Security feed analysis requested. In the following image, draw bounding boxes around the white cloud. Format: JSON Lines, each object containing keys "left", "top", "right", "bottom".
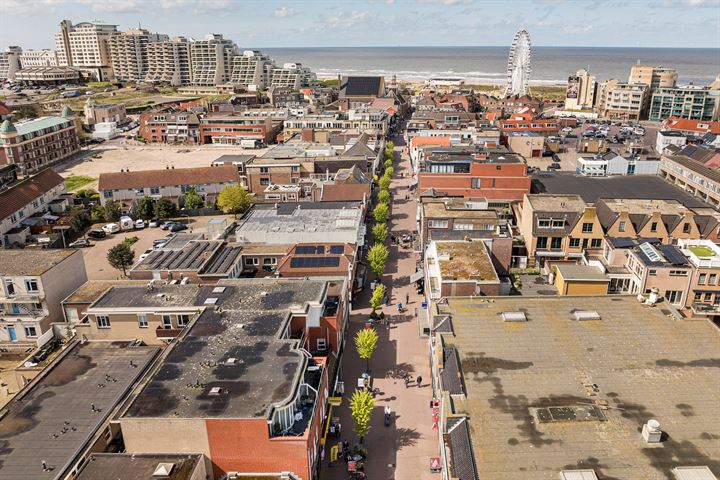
{"left": 560, "top": 24, "right": 594, "bottom": 34}
{"left": 274, "top": 6, "right": 297, "bottom": 17}
{"left": 327, "top": 10, "right": 374, "bottom": 28}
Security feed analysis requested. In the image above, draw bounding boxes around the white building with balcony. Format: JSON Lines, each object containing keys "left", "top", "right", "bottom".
{"left": 0, "top": 250, "right": 87, "bottom": 346}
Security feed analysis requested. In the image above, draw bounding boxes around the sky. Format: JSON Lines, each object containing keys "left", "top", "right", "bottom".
{"left": 1, "top": 0, "right": 719, "bottom": 50}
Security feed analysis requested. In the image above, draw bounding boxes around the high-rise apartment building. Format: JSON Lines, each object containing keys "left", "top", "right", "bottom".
{"left": 601, "top": 82, "right": 649, "bottom": 121}
{"left": 649, "top": 85, "right": 720, "bottom": 121}
{"left": 55, "top": 19, "right": 118, "bottom": 81}
{"left": 629, "top": 64, "right": 678, "bottom": 90}
{"left": 19, "top": 49, "right": 58, "bottom": 68}
{"left": 565, "top": 68, "right": 597, "bottom": 110}
{"left": 144, "top": 36, "right": 192, "bottom": 86}
{"left": 108, "top": 28, "right": 168, "bottom": 82}
{"left": 189, "top": 34, "right": 237, "bottom": 86}
{"left": 269, "top": 62, "right": 316, "bottom": 89}
{"left": 230, "top": 50, "right": 272, "bottom": 89}
{"left": 0, "top": 46, "right": 22, "bottom": 82}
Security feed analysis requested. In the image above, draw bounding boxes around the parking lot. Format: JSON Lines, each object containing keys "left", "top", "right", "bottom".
{"left": 79, "top": 215, "right": 235, "bottom": 280}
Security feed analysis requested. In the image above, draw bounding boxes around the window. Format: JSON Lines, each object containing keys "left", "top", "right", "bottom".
{"left": 260, "top": 167, "right": 269, "bottom": 173}
{"left": 32, "top": 302, "right": 42, "bottom": 310}
{"left": 569, "top": 238, "right": 580, "bottom": 248}
{"left": 263, "top": 257, "right": 278, "bottom": 265}
{"left": 245, "top": 257, "right": 259, "bottom": 265}
{"left": 650, "top": 222, "right": 658, "bottom": 232}
{"left": 590, "top": 239, "right": 602, "bottom": 248}
{"left": 453, "top": 223, "right": 474, "bottom": 231}
{"left": 137, "top": 314, "right": 148, "bottom": 328}
{"left": 670, "top": 270, "right": 688, "bottom": 276}
{"left": 24, "top": 326, "right": 37, "bottom": 338}
{"left": 4, "top": 280, "right": 15, "bottom": 296}
{"left": 550, "top": 237, "right": 563, "bottom": 249}
{"left": 648, "top": 269, "right": 657, "bottom": 276}
{"left": 537, "top": 219, "right": 551, "bottom": 228}
{"left": 582, "top": 223, "right": 593, "bottom": 233}
{"left": 551, "top": 220, "right": 564, "bottom": 228}
{"left": 617, "top": 221, "right": 626, "bottom": 232}
{"left": 317, "top": 338, "right": 327, "bottom": 351}
{"left": 536, "top": 237, "right": 548, "bottom": 249}
{"left": 161, "top": 315, "right": 173, "bottom": 329}
{"left": 704, "top": 292, "right": 713, "bottom": 302}
{"left": 699, "top": 273, "right": 707, "bottom": 284}
{"left": 134, "top": 188, "right": 145, "bottom": 196}
{"left": 682, "top": 223, "right": 691, "bottom": 233}
{"left": 177, "top": 315, "right": 189, "bottom": 327}
{"left": 471, "top": 178, "right": 481, "bottom": 189}
{"left": 428, "top": 220, "right": 449, "bottom": 228}
{"left": 709, "top": 274, "right": 717, "bottom": 285}
{"left": 260, "top": 178, "right": 270, "bottom": 186}
{"left": 24, "top": 279, "right": 39, "bottom": 292}
{"left": 96, "top": 315, "right": 111, "bottom": 328}
{"left": 150, "top": 186, "right": 160, "bottom": 195}
{"left": 665, "top": 290, "right": 683, "bottom": 305}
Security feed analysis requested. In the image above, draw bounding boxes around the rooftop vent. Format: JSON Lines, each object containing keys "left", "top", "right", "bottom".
{"left": 204, "top": 297, "right": 218, "bottom": 305}
{"left": 642, "top": 419, "right": 662, "bottom": 443}
{"left": 671, "top": 466, "right": 718, "bottom": 480}
{"left": 225, "top": 357, "right": 237, "bottom": 365}
{"left": 501, "top": 311, "right": 527, "bottom": 322}
{"left": 260, "top": 291, "right": 268, "bottom": 297}
{"left": 212, "top": 286, "right": 226, "bottom": 294}
{"left": 153, "top": 462, "right": 175, "bottom": 477}
{"left": 559, "top": 471, "right": 598, "bottom": 480}
{"left": 208, "top": 387, "right": 224, "bottom": 396}
{"left": 573, "top": 310, "right": 601, "bottom": 321}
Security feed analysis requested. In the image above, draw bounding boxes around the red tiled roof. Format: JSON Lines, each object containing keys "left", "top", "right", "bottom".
{"left": 0, "top": 102, "right": 10, "bottom": 116}
{"left": 411, "top": 136, "right": 451, "bottom": 148}
{"left": 98, "top": 165, "right": 239, "bottom": 191}
{"left": 0, "top": 168, "right": 64, "bottom": 220}
{"left": 321, "top": 183, "right": 370, "bottom": 202}
{"left": 663, "top": 117, "right": 720, "bottom": 135}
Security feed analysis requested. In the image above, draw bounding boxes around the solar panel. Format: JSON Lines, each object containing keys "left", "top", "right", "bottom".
{"left": 290, "top": 256, "right": 341, "bottom": 268}
{"left": 295, "top": 245, "right": 325, "bottom": 255}
{"left": 329, "top": 245, "right": 344, "bottom": 254}
{"left": 659, "top": 245, "right": 689, "bottom": 266}
{"left": 639, "top": 242, "right": 663, "bottom": 263}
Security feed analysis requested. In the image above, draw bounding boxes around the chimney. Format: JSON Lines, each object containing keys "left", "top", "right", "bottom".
{"left": 642, "top": 419, "right": 662, "bottom": 443}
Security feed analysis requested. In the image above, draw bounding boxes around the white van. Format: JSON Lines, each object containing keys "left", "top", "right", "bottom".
{"left": 119, "top": 216, "right": 134, "bottom": 231}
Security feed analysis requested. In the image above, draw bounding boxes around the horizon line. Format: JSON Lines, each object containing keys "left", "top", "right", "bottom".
{"left": 258, "top": 44, "right": 720, "bottom": 50}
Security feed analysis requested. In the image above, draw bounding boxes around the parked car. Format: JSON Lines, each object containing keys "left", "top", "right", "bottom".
{"left": 138, "top": 248, "right": 154, "bottom": 262}
{"left": 135, "top": 219, "right": 145, "bottom": 229}
{"left": 102, "top": 223, "right": 120, "bottom": 234}
{"left": 119, "top": 215, "right": 134, "bottom": 231}
{"left": 549, "top": 162, "right": 561, "bottom": 170}
{"left": 149, "top": 217, "right": 159, "bottom": 228}
{"left": 68, "top": 239, "right": 91, "bottom": 248}
{"left": 170, "top": 222, "right": 187, "bottom": 232}
{"left": 160, "top": 221, "right": 175, "bottom": 230}
{"left": 561, "top": 126, "right": 573, "bottom": 133}
{"left": 88, "top": 228, "right": 106, "bottom": 239}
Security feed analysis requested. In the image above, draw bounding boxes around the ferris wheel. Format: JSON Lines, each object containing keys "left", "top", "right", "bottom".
{"left": 504, "top": 29, "right": 532, "bottom": 97}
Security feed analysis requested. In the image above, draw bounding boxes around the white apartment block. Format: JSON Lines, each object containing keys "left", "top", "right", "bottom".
{"left": 284, "top": 109, "right": 389, "bottom": 136}
{"left": 602, "top": 82, "right": 649, "bottom": 121}
{"left": 109, "top": 28, "right": 168, "bottom": 82}
{"left": 144, "top": 36, "right": 192, "bottom": 87}
{"left": 269, "top": 62, "right": 316, "bottom": 89}
{"left": 0, "top": 250, "right": 87, "bottom": 346}
{"left": 55, "top": 20, "right": 118, "bottom": 81}
{"left": 230, "top": 50, "right": 273, "bottom": 89}
{"left": 19, "top": 49, "right": 58, "bottom": 68}
{"left": 189, "top": 34, "right": 237, "bottom": 86}
{"left": 0, "top": 46, "right": 22, "bottom": 82}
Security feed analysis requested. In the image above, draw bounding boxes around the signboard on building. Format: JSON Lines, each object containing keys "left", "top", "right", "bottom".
{"left": 566, "top": 76, "right": 580, "bottom": 99}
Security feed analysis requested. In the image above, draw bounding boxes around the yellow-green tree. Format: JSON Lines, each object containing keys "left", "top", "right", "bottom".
{"left": 355, "top": 327, "right": 378, "bottom": 373}
{"left": 350, "top": 389, "right": 375, "bottom": 443}
{"left": 373, "top": 203, "right": 389, "bottom": 224}
{"left": 385, "top": 166, "right": 394, "bottom": 178}
{"left": 377, "top": 189, "right": 390, "bottom": 205}
{"left": 379, "top": 175, "right": 391, "bottom": 191}
{"left": 372, "top": 222, "right": 388, "bottom": 243}
{"left": 217, "top": 185, "right": 253, "bottom": 217}
{"left": 370, "top": 283, "right": 385, "bottom": 313}
{"left": 367, "top": 243, "right": 389, "bottom": 277}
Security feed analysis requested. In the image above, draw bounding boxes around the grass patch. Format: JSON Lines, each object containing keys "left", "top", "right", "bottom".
{"left": 689, "top": 245, "right": 716, "bottom": 258}
{"left": 65, "top": 175, "right": 96, "bottom": 192}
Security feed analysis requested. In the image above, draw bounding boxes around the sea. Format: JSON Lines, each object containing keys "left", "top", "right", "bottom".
{"left": 263, "top": 46, "right": 720, "bottom": 86}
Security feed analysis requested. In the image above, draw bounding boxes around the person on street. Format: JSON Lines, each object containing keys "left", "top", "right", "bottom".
{"left": 405, "top": 292, "right": 409, "bottom": 305}
{"left": 416, "top": 375, "right": 423, "bottom": 387}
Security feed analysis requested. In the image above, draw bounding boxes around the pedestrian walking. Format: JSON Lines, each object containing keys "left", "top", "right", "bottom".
{"left": 405, "top": 292, "right": 409, "bottom": 305}
{"left": 416, "top": 375, "right": 423, "bottom": 387}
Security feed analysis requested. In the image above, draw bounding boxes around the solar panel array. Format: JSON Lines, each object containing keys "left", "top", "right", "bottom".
{"left": 204, "top": 246, "right": 242, "bottom": 274}
{"left": 146, "top": 241, "right": 219, "bottom": 270}
{"left": 329, "top": 245, "right": 345, "bottom": 254}
{"left": 658, "top": 245, "right": 690, "bottom": 266}
{"left": 296, "top": 245, "right": 325, "bottom": 255}
{"left": 290, "top": 256, "right": 341, "bottom": 268}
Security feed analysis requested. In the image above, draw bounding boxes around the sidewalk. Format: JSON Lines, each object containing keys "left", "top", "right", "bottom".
{"left": 320, "top": 132, "right": 437, "bottom": 479}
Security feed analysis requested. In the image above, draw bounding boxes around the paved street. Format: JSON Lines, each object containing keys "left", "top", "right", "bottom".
{"left": 320, "top": 132, "right": 437, "bottom": 479}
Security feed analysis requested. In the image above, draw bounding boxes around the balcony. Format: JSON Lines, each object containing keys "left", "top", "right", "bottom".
{"left": 155, "top": 326, "right": 183, "bottom": 338}
{"left": 270, "top": 360, "right": 323, "bottom": 437}
{"left": 690, "top": 303, "right": 720, "bottom": 316}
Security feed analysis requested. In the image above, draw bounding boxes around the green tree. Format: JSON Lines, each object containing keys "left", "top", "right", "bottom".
{"left": 154, "top": 198, "right": 178, "bottom": 219}
{"left": 385, "top": 166, "right": 394, "bottom": 178}
{"left": 217, "top": 185, "right": 253, "bottom": 217}
{"left": 90, "top": 203, "right": 106, "bottom": 223}
{"left": 378, "top": 175, "right": 391, "bottom": 191}
{"left": 355, "top": 327, "right": 378, "bottom": 373}
{"left": 373, "top": 203, "right": 389, "bottom": 224}
{"left": 386, "top": 140, "right": 394, "bottom": 150}
{"left": 384, "top": 158, "right": 393, "bottom": 169}
{"left": 183, "top": 187, "right": 204, "bottom": 210}
{"left": 104, "top": 201, "right": 121, "bottom": 222}
{"left": 135, "top": 197, "right": 155, "bottom": 220}
{"left": 107, "top": 243, "right": 134, "bottom": 276}
{"left": 75, "top": 189, "right": 99, "bottom": 199}
{"left": 350, "top": 389, "right": 375, "bottom": 444}
{"left": 68, "top": 208, "right": 91, "bottom": 234}
{"left": 372, "top": 222, "right": 388, "bottom": 244}
{"left": 377, "top": 189, "right": 390, "bottom": 205}
{"left": 367, "top": 243, "right": 389, "bottom": 278}
{"left": 370, "top": 283, "right": 385, "bottom": 313}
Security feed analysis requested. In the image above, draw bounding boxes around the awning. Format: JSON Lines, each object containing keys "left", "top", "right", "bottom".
{"left": 42, "top": 213, "right": 60, "bottom": 221}
{"left": 535, "top": 251, "right": 567, "bottom": 258}
{"left": 410, "top": 269, "right": 424, "bottom": 283}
